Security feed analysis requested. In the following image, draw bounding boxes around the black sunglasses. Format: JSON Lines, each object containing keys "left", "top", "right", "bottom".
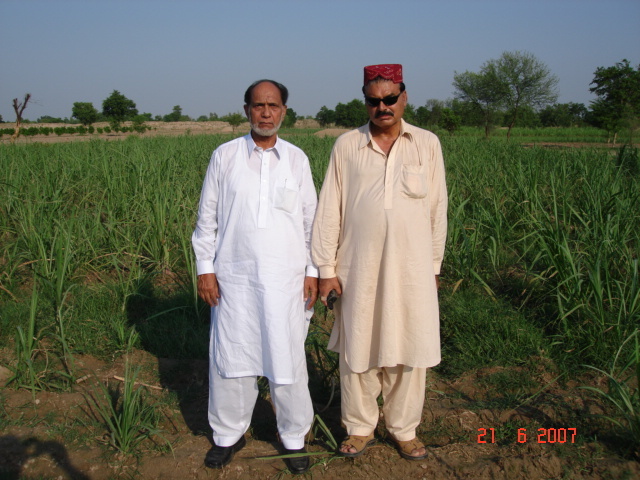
{"left": 364, "top": 93, "right": 402, "bottom": 108}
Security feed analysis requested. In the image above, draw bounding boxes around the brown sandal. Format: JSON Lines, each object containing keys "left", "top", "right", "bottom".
{"left": 338, "top": 434, "right": 376, "bottom": 458}
{"left": 392, "top": 437, "right": 428, "bottom": 460}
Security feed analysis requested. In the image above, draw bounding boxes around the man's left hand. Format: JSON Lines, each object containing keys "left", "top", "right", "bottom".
{"left": 303, "top": 276, "right": 319, "bottom": 310}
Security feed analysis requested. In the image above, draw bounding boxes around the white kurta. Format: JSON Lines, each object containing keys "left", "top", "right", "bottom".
{"left": 312, "top": 120, "right": 448, "bottom": 373}
{"left": 192, "top": 135, "right": 318, "bottom": 384}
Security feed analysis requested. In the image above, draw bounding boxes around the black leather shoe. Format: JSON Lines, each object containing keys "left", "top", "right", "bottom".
{"left": 283, "top": 447, "right": 310, "bottom": 475}
{"left": 204, "top": 436, "right": 246, "bottom": 468}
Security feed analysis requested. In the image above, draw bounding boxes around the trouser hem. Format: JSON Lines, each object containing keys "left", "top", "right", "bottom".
{"left": 345, "top": 427, "right": 376, "bottom": 437}
{"left": 212, "top": 434, "right": 243, "bottom": 447}
{"left": 387, "top": 431, "right": 417, "bottom": 442}
{"left": 280, "top": 434, "right": 307, "bottom": 450}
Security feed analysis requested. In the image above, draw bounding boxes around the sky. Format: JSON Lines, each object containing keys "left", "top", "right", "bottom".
{"left": 1, "top": 0, "right": 639, "bottom": 122}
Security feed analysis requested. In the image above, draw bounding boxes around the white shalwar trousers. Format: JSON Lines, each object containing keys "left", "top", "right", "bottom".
{"left": 208, "top": 358, "right": 314, "bottom": 450}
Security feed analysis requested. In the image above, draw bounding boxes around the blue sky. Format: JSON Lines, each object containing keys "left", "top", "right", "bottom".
{"left": 1, "top": 0, "right": 638, "bottom": 122}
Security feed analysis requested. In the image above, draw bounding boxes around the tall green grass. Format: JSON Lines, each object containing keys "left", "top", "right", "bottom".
{"left": 0, "top": 132, "right": 638, "bottom": 378}
{"left": 444, "top": 138, "right": 639, "bottom": 368}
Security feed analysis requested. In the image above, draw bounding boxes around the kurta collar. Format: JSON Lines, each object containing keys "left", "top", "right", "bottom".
{"left": 358, "top": 118, "right": 414, "bottom": 150}
{"left": 246, "top": 134, "right": 283, "bottom": 160}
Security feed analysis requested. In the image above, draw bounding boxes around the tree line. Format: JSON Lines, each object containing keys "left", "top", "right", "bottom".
{"left": 3, "top": 52, "right": 638, "bottom": 143}
{"left": 1, "top": 91, "right": 299, "bottom": 132}
{"left": 317, "top": 53, "right": 639, "bottom": 143}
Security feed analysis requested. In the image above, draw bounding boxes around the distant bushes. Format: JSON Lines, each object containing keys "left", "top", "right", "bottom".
{"left": 0, "top": 123, "right": 151, "bottom": 138}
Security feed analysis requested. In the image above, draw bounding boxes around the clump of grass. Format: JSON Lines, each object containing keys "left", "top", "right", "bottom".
{"left": 85, "top": 334, "right": 170, "bottom": 456}
{"left": 8, "top": 285, "right": 44, "bottom": 395}
{"left": 581, "top": 329, "right": 640, "bottom": 454}
{"left": 311, "top": 413, "right": 338, "bottom": 452}
{"left": 437, "top": 288, "right": 548, "bottom": 377}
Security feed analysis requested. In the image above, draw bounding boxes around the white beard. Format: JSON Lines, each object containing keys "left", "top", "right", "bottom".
{"left": 250, "top": 117, "right": 284, "bottom": 137}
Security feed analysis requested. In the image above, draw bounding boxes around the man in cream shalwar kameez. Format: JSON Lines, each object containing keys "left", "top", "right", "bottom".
{"left": 312, "top": 64, "right": 447, "bottom": 460}
{"left": 192, "top": 80, "right": 317, "bottom": 474}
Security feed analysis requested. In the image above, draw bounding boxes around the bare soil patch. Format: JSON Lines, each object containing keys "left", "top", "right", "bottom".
{"left": 314, "top": 128, "right": 350, "bottom": 138}
{"left": 1, "top": 350, "right": 638, "bottom": 479}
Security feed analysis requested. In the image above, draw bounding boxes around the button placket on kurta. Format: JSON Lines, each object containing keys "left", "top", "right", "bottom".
{"left": 384, "top": 146, "right": 399, "bottom": 210}
{"left": 257, "top": 148, "right": 271, "bottom": 229}
{"left": 371, "top": 140, "right": 398, "bottom": 210}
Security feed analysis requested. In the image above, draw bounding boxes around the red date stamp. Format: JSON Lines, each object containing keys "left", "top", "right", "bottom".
{"left": 477, "top": 427, "right": 577, "bottom": 444}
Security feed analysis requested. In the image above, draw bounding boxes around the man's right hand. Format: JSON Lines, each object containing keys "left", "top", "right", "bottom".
{"left": 319, "top": 277, "right": 341, "bottom": 307}
{"left": 197, "top": 273, "right": 220, "bottom": 307}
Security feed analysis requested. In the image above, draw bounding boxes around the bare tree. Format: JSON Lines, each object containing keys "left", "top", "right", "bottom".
{"left": 11, "top": 93, "right": 31, "bottom": 143}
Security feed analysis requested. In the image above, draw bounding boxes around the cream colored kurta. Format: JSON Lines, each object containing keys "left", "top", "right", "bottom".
{"left": 312, "top": 120, "right": 447, "bottom": 373}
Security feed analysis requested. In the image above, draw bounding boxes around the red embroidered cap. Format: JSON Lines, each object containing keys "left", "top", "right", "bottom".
{"left": 363, "top": 64, "right": 403, "bottom": 84}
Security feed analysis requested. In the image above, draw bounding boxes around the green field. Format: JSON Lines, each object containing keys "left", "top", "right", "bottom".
{"left": 1, "top": 131, "right": 639, "bottom": 464}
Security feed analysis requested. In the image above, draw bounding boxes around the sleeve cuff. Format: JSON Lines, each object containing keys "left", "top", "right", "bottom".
{"left": 305, "top": 265, "right": 319, "bottom": 278}
{"left": 196, "top": 260, "right": 215, "bottom": 276}
{"left": 318, "top": 265, "right": 337, "bottom": 279}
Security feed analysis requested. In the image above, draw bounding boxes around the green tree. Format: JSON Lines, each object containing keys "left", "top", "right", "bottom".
{"left": 102, "top": 90, "right": 138, "bottom": 128}
{"left": 453, "top": 66, "right": 506, "bottom": 138}
{"left": 451, "top": 98, "right": 489, "bottom": 127}
{"left": 539, "top": 103, "right": 587, "bottom": 127}
{"left": 335, "top": 99, "right": 368, "bottom": 128}
{"left": 316, "top": 106, "right": 336, "bottom": 127}
{"left": 72, "top": 102, "right": 99, "bottom": 126}
{"left": 589, "top": 59, "right": 640, "bottom": 144}
{"left": 163, "top": 105, "right": 182, "bottom": 122}
{"left": 403, "top": 103, "right": 417, "bottom": 125}
{"left": 438, "top": 108, "right": 461, "bottom": 134}
{"left": 415, "top": 106, "right": 429, "bottom": 127}
{"left": 37, "top": 115, "right": 65, "bottom": 124}
{"left": 505, "top": 104, "right": 541, "bottom": 128}
{"left": 222, "top": 112, "right": 245, "bottom": 132}
{"left": 420, "top": 99, "right": 446, "bottom": 127}
{"left": 283, "top": 107, "right": 297, "bottom": 128}
{"left": 495, "top": 51, "right": 558, "bottom": 139}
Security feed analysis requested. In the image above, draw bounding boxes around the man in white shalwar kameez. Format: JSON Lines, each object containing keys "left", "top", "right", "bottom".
{"left": 312, "top": 65, "right": 448, "bottom": 461}
{"left": 192, "top": 80, "right": 317, "bottom": 474}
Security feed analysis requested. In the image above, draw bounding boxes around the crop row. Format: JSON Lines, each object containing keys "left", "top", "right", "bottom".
{"left": 0, "top": 134, "right": 638, "bottom": 381}
{"left": 0, "top": 124, "right": 151, "bottom": 138}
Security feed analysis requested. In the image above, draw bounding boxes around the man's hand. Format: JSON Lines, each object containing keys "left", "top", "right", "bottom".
{"left": 319, "top": 277, "right": 341, "bottom": 307}
{"left": 197, "top": 273, "right": 220, "bottom": 307}
{"left": 303, "top": 276, "right": 318, "bottom": 310}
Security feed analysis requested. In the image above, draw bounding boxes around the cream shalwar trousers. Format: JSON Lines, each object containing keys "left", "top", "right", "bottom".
{"left": 340, "top": 352, "right": 427, "bottom": 441}
{"left": 208, "top": 358, "right": 313, "bottom": 450}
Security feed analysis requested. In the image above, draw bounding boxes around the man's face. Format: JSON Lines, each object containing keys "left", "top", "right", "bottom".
{"left": 244, "top": 82, "right": 287, "bottom": 137}
{"left": 363, "top": 80, "right": 406, "bottom": 130}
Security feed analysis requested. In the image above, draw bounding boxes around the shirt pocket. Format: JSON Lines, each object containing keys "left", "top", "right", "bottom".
{"left": 274, "top": 180, "right": 299, "bottom": 214}
{"left": 401, "top": 165, "right": 428, "bottom": 199}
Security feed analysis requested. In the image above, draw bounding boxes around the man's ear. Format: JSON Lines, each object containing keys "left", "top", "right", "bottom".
{"left": 243, "top": 104, "right": 250, "bottom": 119}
